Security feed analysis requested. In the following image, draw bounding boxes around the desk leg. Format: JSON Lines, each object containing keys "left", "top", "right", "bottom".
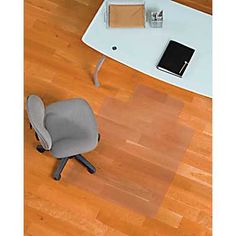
{"left": 93, "top": 55, "right": 106, "bottom": 87}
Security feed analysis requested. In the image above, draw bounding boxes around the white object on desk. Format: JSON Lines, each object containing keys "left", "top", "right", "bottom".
{"left": 82, "top": 0, "right": 212, "bottom": 98}
{"left": 150, "top": 10, "right": 163, "bottom": 28}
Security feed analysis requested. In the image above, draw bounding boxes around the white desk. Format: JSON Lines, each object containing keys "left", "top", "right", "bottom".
{"left": 82, "top": 0, "right": 212, "bottom": 97}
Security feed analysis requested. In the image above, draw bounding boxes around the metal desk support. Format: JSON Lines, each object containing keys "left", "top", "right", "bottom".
{"left": 93, "top": 55, "right": 106, "bottom": 87}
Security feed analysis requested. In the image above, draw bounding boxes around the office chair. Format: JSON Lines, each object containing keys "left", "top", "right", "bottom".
{"left": 26, "top": 95, "right": 100, "bottom": 181}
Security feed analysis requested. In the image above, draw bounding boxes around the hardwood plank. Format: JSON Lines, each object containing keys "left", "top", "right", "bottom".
{"left": 173, "top": 0, "right": 212, "bottom": 14}
{"left": 155, "top": 207, "right": 183, "bottom": 228}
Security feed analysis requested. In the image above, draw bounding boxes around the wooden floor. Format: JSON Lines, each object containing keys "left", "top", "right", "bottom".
{"left": 24, "top": 0, "right": 212, "bottom": 235}
{"left": 174, "top": 0, "right": 212, "bottom": 14}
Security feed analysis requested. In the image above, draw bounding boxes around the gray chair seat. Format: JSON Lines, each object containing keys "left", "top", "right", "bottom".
{"left": 45, "top": 98, "right": 98, "bottom": 158}
{"left": 51, "top": 137, "right": 97, "bottom": 159}
{"left": 26, "top": 95, "right": 99, "bottom": 180}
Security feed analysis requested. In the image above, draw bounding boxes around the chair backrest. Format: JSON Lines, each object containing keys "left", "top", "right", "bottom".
{"left": 26, "top": 95, "right": 52, "bottom": 150}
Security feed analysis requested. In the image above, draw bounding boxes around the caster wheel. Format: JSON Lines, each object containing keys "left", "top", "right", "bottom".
{"left": 36, "top": 145, "right": 45, "bottom": 153}
{"left": 53, "top": 174, "right": 61, "bottom": 181}
{"left": 98, "top": 133, "right": 101, "bottom": 142}
{"left": 87, "top": 168, "right": 96, "bottom": 174}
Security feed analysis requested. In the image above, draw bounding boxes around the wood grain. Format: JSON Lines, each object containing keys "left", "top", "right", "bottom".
{"left": 173, "top": 0, "right": 212, "bottom": 14}
{"left": 24, "top": 0, "right": 212, "bottom": 235}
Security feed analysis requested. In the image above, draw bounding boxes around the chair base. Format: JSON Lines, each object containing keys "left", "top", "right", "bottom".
{"left": 75, "top": 154, "right": 96, "bottom": 174}
{"left": 35, "top": 144, "right": 97, "bottom": 181}
{"left": 53, "top": 155, "right": 96, "bottom": 181}
{"left": 53, "top": 157, "right": 69, "bottom": 181}
{"left": 32, "top": 125, "right": 100, "bottom": 181}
